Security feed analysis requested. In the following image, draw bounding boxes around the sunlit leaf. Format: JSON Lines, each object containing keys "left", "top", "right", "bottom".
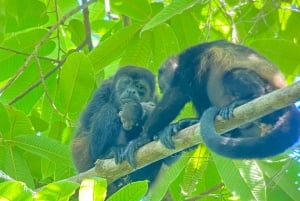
{"left": 35, "top": 181, "right": 79, "bottom": 201}
{"left": 13, "top": 135, "right": 73, "bottom": 167}
{"left": 111, "top": 0, "right": 151, "bottom": 21}
{"left": 79, "top": 177, "right": 107, "bottom": 201}
{"left": 0, "top": 181, "right": 33, "bottom": 201}
{"left": 57, "top": 52, "right": 95, "bottom": 119}
{"left": 213, "top": 154, "right": 266, "bottom": 201}
{"left": 89, "top": 23, "right": 141, "bottom": 71}
{"left": 141, "top": 0, "right": 199, "bottom": 32}
{"left": 108, "top": 181, "right": 148, "bottom": 201}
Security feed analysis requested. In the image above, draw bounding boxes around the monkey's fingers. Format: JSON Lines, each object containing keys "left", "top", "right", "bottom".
{"left": 124, "top": 137, "right": 151, "bottom": 168}
{"left": 157, "top": 119, "right": 200, "bottom": 149}
{"left": 157, "top": 126, "right": 176, "bottom": 149}
{"left": 114, "top": 146, "right": 127, "bottom": 164}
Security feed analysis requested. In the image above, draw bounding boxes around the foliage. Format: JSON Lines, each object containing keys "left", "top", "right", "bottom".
{"left": 0, "top": 0, "right": 300, "bottom": 200}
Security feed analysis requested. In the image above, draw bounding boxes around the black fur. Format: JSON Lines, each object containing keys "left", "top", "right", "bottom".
{"left": 143, "top": 40, "right": 300, "bottom": 159}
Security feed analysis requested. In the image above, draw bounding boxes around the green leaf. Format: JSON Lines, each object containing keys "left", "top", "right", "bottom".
{"left": 79, "top": 177, "right": 107, "bottom": 201}
{"left": 57, "top": 52, "right": 95, "bottom": 119}
{"left": 257, "top": 159, "right": 300, "bottom": 201}
{"left": 169, "top": 12, "right": 201, "bottom": 49}
{"left": 108, "top": 181, "right": 148, "bottom": 201}
{"left": 0, "top": 181, "right": 33, "bottom": 201}
{"left": 0, "top": 103, "right": 10, "bottom": 134}
{"left": 151, "top": 23, "right": 180, "bottom": 69}
{"left": 2, "top": 147, "right": 35, "bottom": 188}
{"left": 67, "top": 19, "right": 85, "bottom": 47}
{"left": 88, "top": 23, "right": 141, "bottom": 71}
{"left": 35, "top": 181, "right": 79, "bottom": 201}
{"left": 111, "top": 0, "right": 151, "bottom": 21}
{"left": 3, "top": 106, "right": 34, "bottom": 139}
{"left": 249, "top": 39, "right": 300, "bottom": 76}
{"left": 13, "top": 135, "right": 73, "bottom": 167}
{"left": 119, "top": 31, "right": 152, "bottom": 67}
{"left": 4, "top": 0, "right": 48, "bottom": 32}
{"left": 147, "top": 152, "right": 192, "bottom": 201}
{"left": 0, "top": 29, "right": 55, "bottom": 82}
{"left": 0, "top": 0, "right": 4, "bottom": 42}
{"left": 141, "top": 0, "right": 199, "bottom": 32}
{"left": 213, "top": 154, "right": 266, "bottom": 201}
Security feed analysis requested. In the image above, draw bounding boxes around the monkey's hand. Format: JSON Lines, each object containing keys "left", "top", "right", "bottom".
{"left": 119, "top": 101, "right": 143, "bottom": 130}
{"left": 141, "top": 101, "right": 156, "bottom": 114}
{"left": 113, "top": 145, "right": 127, "bottom": 164}
{"left": 140, "top": 101, "right": 156, "bottom": 122}
{"left": 156, "top": 118, "right": 200, "bottom": 149}
{"left": 121, "top": 136, "right": 151, "bottom": 168}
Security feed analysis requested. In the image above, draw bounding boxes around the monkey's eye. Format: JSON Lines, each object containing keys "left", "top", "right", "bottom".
{"left": 119, "top": 77, "right": 132, "bottom": 86}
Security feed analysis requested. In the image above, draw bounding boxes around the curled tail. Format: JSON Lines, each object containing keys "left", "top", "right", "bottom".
{"left": 200, "top": 106, "right": 300, "bottom": 159}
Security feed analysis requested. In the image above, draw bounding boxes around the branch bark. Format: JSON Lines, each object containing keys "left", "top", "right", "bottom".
{"left": 64, "top": 81, "right": 300, "bottom": 185}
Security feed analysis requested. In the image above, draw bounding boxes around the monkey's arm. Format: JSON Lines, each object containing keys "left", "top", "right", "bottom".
{"left": 80, "top": 80, "right": 112, "bottom": 130}
{"left": 122, "top": 87, "right": 190, "bottom": 167}
{"left": 89, "top": 104, "right": 121, "bottom": 161}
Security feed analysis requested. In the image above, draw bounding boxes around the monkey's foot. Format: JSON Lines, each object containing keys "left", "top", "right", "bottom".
{"left": 219, "top": 99, "right": 249, "bottom": 119}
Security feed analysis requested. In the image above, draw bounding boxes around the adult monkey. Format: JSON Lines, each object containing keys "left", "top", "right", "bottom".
{"left": 72, "top": 66, "right": 166, "bottom": 194}
{"left": 72, "top": 66, "right": 157, "bottom": 172}
{"left": 124, "top": 40, "right": 300, "bottom": 165}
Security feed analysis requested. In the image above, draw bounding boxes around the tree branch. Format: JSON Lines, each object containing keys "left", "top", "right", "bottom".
{"left": 63, "top": 81, "right": 300, "bottom": 185}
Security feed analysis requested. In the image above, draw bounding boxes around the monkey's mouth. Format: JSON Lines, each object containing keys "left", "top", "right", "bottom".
{"left": 120, "top": 97, "right": 138, "bottom": 104}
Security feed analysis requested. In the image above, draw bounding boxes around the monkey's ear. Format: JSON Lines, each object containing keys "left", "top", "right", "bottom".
{"left": 72, "top": 135, "right": 94, "bottom": 172}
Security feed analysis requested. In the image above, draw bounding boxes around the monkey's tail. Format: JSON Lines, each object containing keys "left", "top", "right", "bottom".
{"left": 200, "top": 106, "right": 300, "bottom": 159}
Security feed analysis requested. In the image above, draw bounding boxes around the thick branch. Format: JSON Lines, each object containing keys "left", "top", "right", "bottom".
{"left": 64, "top": 81, "right": 300, "bottom": 185}
{"left": 215, "top": 81, "right": 300, "bottom": 133}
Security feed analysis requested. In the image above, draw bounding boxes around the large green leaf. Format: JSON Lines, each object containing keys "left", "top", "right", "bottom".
{"left": 0, "top": 0, "right": 4, "bottom": 42}
{"left": 108, "top": 181, "right": 148, "bottom": 201}
{"left": 0, "top": 103, "right": 10, "bottom": 134}
{"left": 257, "top": 159, "right": 300, "bottom": 201}
{"left": 3, "top": 106, "right": 34, "bottom": 139}
{"left": 0, "top": 29, "right": 55, "bottom": 82}
{"left": 57, "top": 52, "right": 95, "bottom": 119}
{"left": 79, "top": 177, "right": 107, "bottom": 201}
{"left": 0, "top": 181, "right": 33, "bottom": 201}
{"left": 13, "top": 135, "right": 73, "bottom": 167}
{"left": 35, "top": 181, "right": 79, "bottom": 201}
{"left": 213, "top": 154, "right": 266, "bottom": 201}
{"left": 249, "top": 39, "right": 300, "bottom": 76}
{"left": 2, "top": 147, "right": 35, "bottom": 188}
{"left": 151, "top": 23, "right": 180, "bottom": 69}
{"left": 4, "top": 0, "right": 48, "bottom": 32}
{"left": 119, "top": 31, "right": 152, "bottom": 67}
{"left": 169, "top": 12, "right": 201, "bottom": 49}
{"left": 146, "top": 152, "right": 193, "bottom": 201}
{"left": 111, "top": 0, "right": 151, "bottom": 21}
{"left": 141, "top": 0, "right": 199, "bottom": 32}
{"left": 89, "top": 23, "right": 141, "bottom": 71}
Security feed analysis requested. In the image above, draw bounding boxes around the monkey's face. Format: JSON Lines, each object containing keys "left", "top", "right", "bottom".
{"left": 115, "top": 76, "right": 153, "bottom": 105}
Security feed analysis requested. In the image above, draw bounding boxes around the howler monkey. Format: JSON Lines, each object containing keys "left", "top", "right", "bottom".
{"left": 72, "top": 66, "right": 157, "bottom": 172}
{"left": 124, "top": 40, "right": 300, "bottom": 163}
{"left": 72, "top": 66, "right": 166, "bottom": 195}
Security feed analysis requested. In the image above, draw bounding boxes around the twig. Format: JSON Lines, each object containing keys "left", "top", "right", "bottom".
{"left": 0, "top": 46, "right": 59, "bottom": 63}
{"left": 214, "top": 81, "right": 300, "bottom": 133}
{"left": 82, "top": 0, "right": 93, "bottom": 51}
{"left": 0, "top": 0, "right": 96, "bottom": 94}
